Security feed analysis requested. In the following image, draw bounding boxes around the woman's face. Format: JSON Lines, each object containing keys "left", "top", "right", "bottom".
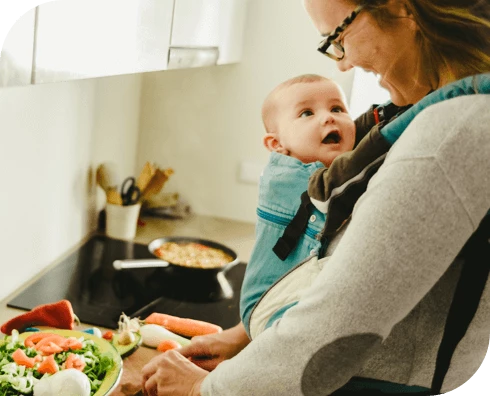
{"left": 304, "top": 0, "right": 431, "bottom": 105}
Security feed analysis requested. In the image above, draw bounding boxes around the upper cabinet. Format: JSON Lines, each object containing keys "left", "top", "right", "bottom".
{"left": 169, "top": 0, "right": 247, "bottom": 68}
{"left": 0, "top": 9, "right": 36, "bottom": 88}
{"left": 0, "top": 0, "right": 248, "bottom": 88}
{"left": 33, "top": 0, "right": 174, "bottom": 84}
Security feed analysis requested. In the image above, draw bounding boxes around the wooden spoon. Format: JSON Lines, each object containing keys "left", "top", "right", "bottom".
{"left": 107, "top": 188, "right": 123, "bottom": 205}
{"left": 96, "top": 163, "right": 120, "bottom": 191}
{"left": 141, "top": 168, "right": 174, "bottom": 200}
{"left": 136, "top": 161, "right": 156, "bottom": 192}
{"left": 96, "top": 163, "right": 123, "bottom": 205}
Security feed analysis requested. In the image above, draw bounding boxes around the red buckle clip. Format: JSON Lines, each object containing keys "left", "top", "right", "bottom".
{"left": 373, "top": 107, "right": 380, "bottom": 124}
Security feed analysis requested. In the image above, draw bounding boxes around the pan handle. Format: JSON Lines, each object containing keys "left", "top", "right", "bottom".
{"left": 113, "top": 259, "right": 169, "bottom": 270}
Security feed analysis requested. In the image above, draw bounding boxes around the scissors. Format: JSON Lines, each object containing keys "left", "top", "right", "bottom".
{"left": 120, "top": 177, "right": 141, "bottom": 206}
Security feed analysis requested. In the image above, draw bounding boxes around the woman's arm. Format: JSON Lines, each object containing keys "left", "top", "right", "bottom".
{"left": 200, "top": 96, "right": 490, "bottom": 395}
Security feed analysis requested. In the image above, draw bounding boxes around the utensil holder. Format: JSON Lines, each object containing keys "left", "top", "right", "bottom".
{"left": 106, "top": 203, "right": 141, "bottom": 240}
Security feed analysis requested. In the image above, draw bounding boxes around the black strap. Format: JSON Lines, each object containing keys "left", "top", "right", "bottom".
{"left": 273, "top": 191, "right": 314, "bottom": 261}
{"left": 431, "top": 214, "right": 490, "bottom": 394}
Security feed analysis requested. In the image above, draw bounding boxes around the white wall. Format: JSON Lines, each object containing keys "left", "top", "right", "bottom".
{"left": 137, "top": 0, "right": 355, "bottom": 223}
{"left": 350, "top": 69, "right": 391, "bottom": 119}
{"left": 0, "top": 73, "right": 141, "bottom": 300}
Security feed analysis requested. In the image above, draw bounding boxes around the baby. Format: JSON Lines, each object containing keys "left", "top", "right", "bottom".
{"left": 262, "top": 74, "right": 356, "bottom": 167}
{"left": 240, "top": 74, "right": 357, "bottom": 338}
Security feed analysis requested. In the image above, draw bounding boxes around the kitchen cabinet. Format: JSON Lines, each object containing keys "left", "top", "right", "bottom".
{"left": 33, "top": 0, "right": 174, "bottom": 84}
{"left": 33, "top": 0, "right": 249, "bottom": 77}
{"left": 0, "top": 0, "right": 248, "bottom": 87}
{"left": 169, "top": 0, "right": 248, "bottom": 68}
{"left": 0, "top": 9, "right": 35, "bottom": 87}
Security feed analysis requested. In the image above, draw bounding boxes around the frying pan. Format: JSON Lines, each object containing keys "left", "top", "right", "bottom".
{"left": 113, "top": 236, "right": 240, "bottom": 274}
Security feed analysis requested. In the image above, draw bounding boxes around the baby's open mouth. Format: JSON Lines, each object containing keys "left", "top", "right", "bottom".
{"left": 322, "top": 131, "right": 341, "bottom": 144}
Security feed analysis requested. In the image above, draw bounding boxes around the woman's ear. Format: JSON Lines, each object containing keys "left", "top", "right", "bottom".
{"left": 388, "top": 0, "right": 414, "bottom": 19}
{"left": 386, "top": 0, "right": 418, "bottom": 32}
{"left": 263, "top": 133, "right": 289, "bottom": 155}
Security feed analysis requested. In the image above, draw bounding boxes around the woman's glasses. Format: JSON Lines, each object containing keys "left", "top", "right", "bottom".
{"left": 317, "top": 5, "right": 365, "bottom": 61}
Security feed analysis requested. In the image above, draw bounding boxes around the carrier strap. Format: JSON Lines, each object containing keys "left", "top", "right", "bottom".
{"left": 272, "top": 191, "right": 313, "bottom": 261}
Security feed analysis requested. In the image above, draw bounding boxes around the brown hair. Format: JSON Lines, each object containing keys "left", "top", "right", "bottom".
{"left": 354, "top": 0, "right": 490, "bottom": 85}
{"left": 262, "top": 74, "right": 332, "bottom": 134}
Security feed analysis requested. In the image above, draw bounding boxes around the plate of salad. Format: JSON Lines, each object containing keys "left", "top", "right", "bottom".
{"left": 0, "top": 328, "right": 122, "bottom": 396}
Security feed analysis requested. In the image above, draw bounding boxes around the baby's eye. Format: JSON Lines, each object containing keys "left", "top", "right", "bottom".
{"left": 300, "top": 110, "right": 314, "bottom": 118}
{"left": 331, "top": 106, "right": 345, "bottom": 113}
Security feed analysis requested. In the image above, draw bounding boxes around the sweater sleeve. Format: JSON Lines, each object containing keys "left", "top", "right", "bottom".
{"left": 201, "top": 96, "right": 490, "bottom": 396}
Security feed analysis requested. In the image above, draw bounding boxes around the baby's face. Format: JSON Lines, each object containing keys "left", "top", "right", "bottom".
{"left": 274, "top": 80, "right": 356, "bottom": 167}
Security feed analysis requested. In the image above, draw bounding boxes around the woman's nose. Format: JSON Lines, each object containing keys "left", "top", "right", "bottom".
{"left": 336, "top": 57, "right": 354, "bottom": 72}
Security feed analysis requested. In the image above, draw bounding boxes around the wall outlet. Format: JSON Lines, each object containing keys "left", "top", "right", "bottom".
{"left": 238, "top": 160, "right": 264, "bottom": 184}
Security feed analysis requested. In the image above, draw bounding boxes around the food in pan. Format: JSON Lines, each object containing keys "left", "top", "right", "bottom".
{"left": 153, "top": 242, "right": 234, "bottom": 269}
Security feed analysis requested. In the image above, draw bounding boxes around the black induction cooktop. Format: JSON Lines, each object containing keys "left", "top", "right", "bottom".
{"left": 7, "top": 235, "right": 246, "bottom": 330}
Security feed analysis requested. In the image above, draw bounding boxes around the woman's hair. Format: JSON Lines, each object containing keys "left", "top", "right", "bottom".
{"left": 356, "top": 0, "right": 490, "bottom": 85}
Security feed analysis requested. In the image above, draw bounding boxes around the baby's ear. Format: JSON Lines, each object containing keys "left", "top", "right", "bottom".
{"left": 263, "top": 133, "right": 289, "bottom": 155}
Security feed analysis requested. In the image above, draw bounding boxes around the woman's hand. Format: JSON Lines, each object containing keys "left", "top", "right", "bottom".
{"left": 140, "top": 323, "right": 250, "bottom": 395}
{"left": 179, "top": 322, "right": 251, "bottom": 371}
{"left": 141, "top": 349, "right": 207, "bottom": 396}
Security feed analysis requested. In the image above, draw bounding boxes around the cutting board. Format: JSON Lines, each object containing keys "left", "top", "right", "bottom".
{"left": 112, "top": 346, "right": 160, "bottom": 396}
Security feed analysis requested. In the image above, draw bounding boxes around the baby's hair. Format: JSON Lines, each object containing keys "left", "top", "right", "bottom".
{"left": 280, "top": 73, "right": 332, "bottom": 87}
{"left": 262, "top": 74, "right": 332, "bottom": 134}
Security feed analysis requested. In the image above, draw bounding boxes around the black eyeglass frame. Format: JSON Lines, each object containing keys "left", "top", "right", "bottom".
{"left": 317, "top": 4, "right": 366, "bottom": 61}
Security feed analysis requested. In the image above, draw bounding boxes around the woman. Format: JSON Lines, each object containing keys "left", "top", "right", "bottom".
{"left": 141, "top": 0, "right": 490, "bottom": 394}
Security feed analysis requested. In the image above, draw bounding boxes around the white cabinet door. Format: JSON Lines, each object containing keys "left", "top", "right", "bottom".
{"left": 170, "top": 0, "right": 247, "bottom": 67}
{"left": 0, "top": 9, "right": 35, "bottom": 87}
{"left": 171, "top": 0, "right": 220, "bottom": 48}
{"left": 33, "top": 0, "right": 174, "bottom": 84}
{"left": 214, "top": 0, "right": 247, "bottom": 65}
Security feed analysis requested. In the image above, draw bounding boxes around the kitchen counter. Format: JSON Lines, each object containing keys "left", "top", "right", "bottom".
{"left": 0, "top": 214, "right": 255, "bottom": 395}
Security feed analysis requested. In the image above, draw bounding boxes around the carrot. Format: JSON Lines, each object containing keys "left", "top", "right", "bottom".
{"left": 145, "top": 313, "right": 222, "bottom": 337}
{"left": 157, "top": 339, "right": 181, "bottom": 352}
{"left": 64, "top": 353, "right": 86, "bottom": 371}
{"left": 102, "top": 330, "right": 113, "bottom": 341}
{"left": 34, "top": 335, "right": 68, "bottom": 350}
{"left": 63, "top": 336, "right": 83, "bottom": 351}
{"left": 37, "top": 355, "right": 59, "bottom": 374}
{"left": 1, "top": 300, "right": 78, "bottom": 335}
{"left": 24, "top": 332, "right": 60, "bottom": 348}
{"left": 12, "top": 348, "right": 36, "bottom": 368}
{"left": 37, "top": 342, "right": 64, "bottom": 356}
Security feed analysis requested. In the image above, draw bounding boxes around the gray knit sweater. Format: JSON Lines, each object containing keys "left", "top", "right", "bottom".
{"left": 201, "top": 95, "right": 490, "bottom": 395}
